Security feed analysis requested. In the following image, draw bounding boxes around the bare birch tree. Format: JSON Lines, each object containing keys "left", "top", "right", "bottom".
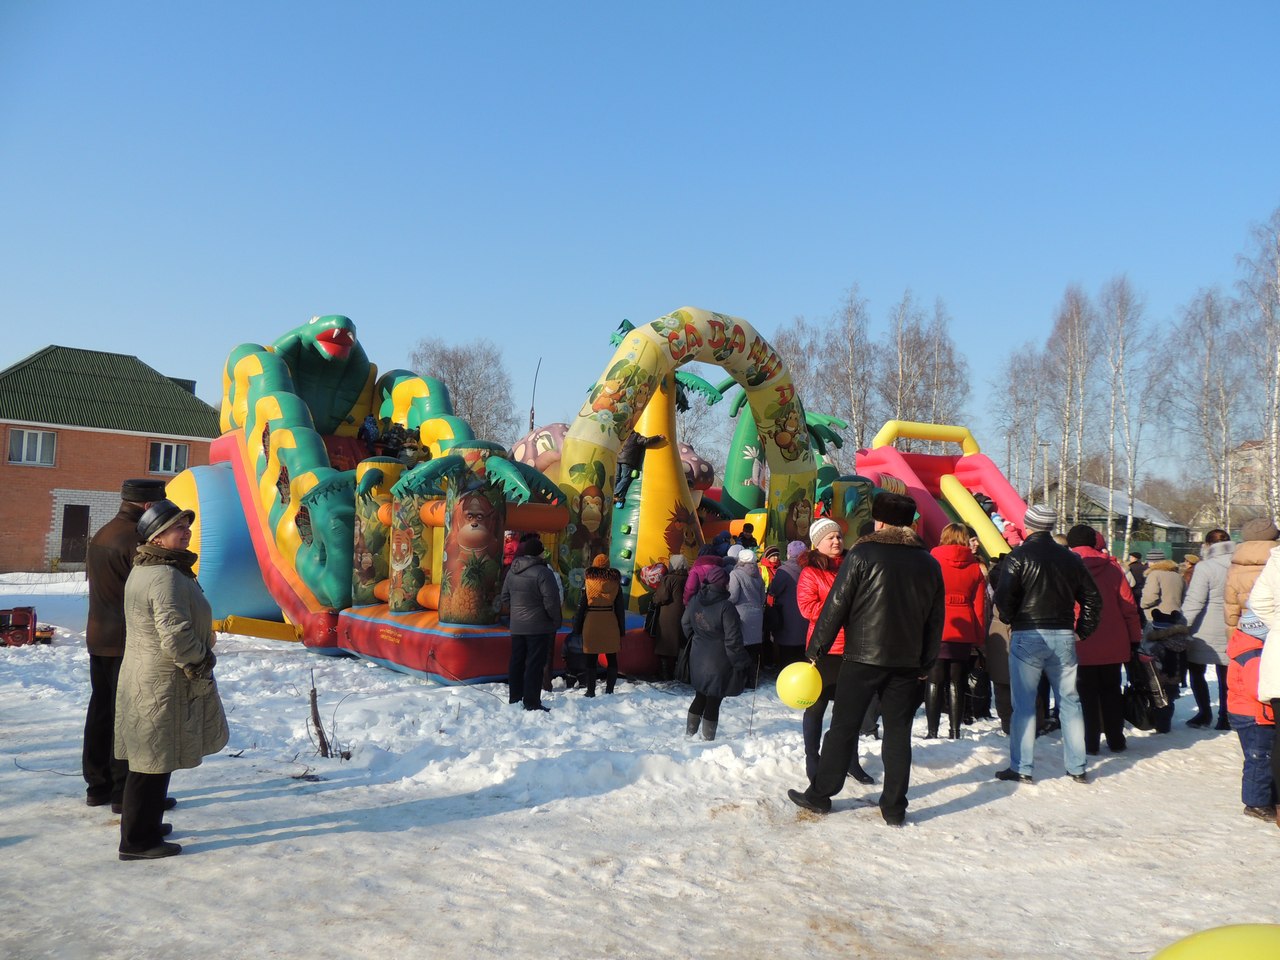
{"left": 992, "top": 343, "right": 1048, "bottom": 502}
{"left": 1237, "top": 207, "right": 1280, "bottom": 519}
{"left": 1166, "top": 288, "right": 1244, "bottom": 527}
{"left": 872, "top": 291, "right": 969, "bottom": 451}
{"left": 773, "top": 288, "right": 879, "bottom": 472}
{"left": 1043, "top": 286, "right": 1097, "bottom": 523}
{"left": 830, "top": 286, "right": 877, "bottom": 452}
{"left": 408, "top": 336, "right": 519, "bottom": 443}
{"left": 1098, "top": 276, "right": 1149, "bottom": 555}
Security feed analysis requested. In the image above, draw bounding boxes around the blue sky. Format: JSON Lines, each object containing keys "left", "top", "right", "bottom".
{"left": 3, "top": 2, "right": 1278, "bottom": 459}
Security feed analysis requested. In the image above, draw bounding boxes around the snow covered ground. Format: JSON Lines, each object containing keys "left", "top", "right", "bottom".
{"left": 1, "top": 572, "right": 1275, "bottom": 960}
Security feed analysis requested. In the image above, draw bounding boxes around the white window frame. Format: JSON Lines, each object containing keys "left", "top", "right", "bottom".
{"left": 148, "top": 441, "right": 189, "bottom": 475}
{"left": 8, "top": 428, "right": 56, "bottom": 466}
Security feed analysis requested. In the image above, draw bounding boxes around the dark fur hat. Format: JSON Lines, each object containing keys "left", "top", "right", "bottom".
{"left": 871, "top": 492, "right": 916, "bottom": 528}
{"left": 121, "top": 479, "right": 167, "bottom": 503}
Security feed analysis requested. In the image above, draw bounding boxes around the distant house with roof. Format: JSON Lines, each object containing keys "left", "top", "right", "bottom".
{"left": 1187, "top": 440, "right": 1275, "bottom": 537}
{"left": 0, "top": 346, "right": 220, "bottom": 572}
{"left": 1044, "top": 480, "right": 1191, "bottom": 545}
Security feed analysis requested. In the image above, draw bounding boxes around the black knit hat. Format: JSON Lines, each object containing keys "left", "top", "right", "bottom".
{"left": 518, "top": 537, "right": 545, "bottom": 557}
{"left": 121, "top": 479, "right": 167, "bottom": 503}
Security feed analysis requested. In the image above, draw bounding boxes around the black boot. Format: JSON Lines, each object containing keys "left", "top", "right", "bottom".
{"left": 948, "top": 676, "right": 966, "bottom": 739}
{"left": 701, "top": 718, "right": 718, "bottom": 741}
{"left": 924, "top": 681, "right": 943, "bottom": 738}
{"left": 686, "top": 712, "right": 701, "bottom": 737}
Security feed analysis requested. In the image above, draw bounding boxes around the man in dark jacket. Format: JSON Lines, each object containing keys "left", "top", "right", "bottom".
{"left": 613, "top": 430, "right": 664, "bottom": 506}
{"left": 499, "top": 535, "right": 563, "bottom": 711}
{"left": 788, "top": 492, "right": 944, "bottom": 827}
{"left": 993, "top": 503, "right": 1103, "bottom": 784}
{"left": 83, "top": 478, "right": 167, "bottom": 808}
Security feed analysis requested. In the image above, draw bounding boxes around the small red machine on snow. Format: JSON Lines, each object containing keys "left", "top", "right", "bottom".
{"left": 0, "top": 607, "right": 54, "bottom": 646}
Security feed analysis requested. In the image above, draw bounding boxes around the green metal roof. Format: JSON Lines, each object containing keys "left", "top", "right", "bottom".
{"left": 0, "top": 346, "right": 220, "bottom": 438}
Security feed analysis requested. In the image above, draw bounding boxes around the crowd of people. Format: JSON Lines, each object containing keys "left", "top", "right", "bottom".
{"left": 85, "top": 473, "right": 1280, "bottom": 857}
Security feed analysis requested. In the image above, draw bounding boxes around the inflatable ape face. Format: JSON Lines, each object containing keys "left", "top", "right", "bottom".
{"left": 577, "top": 486, "right": 605, "bottom": 536}
{"left": 454, "top": 492, "right": 499, "bottom": 552}
{"left": 784, "top": 496, "right": 814, "bottom": 543}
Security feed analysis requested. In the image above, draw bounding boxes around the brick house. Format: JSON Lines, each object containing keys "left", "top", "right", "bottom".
{"left": 0, "top": 346, "right": 220, "bottom": 573}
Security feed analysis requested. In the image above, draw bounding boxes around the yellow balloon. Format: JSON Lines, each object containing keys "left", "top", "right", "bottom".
{"left": 776, "top": 661, "right": 823, "bottom": 709}
{"left": 1153, "top": 924, "right": 1280, "bottom": 959}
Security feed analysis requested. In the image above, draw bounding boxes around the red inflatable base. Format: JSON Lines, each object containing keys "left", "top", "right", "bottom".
{"left": 336, "top": 606, "right": 659, "bottom": 684}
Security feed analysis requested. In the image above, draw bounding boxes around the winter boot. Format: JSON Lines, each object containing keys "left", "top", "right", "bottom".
{"left": 686, "top": 712, "right": 701, "bottom": 737}
{"left": 924, "top": 681, "right": 943, "bottom": 738}
{"left": 701, "top": 718, "right": 718, "bottom": 741}
{"left": 949, "top": 676, "right": 966, "bottom": 739}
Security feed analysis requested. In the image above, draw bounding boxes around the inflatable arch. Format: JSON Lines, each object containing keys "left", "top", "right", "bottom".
{"left": 558, "top": 307, "right": 818, "bottom": 611}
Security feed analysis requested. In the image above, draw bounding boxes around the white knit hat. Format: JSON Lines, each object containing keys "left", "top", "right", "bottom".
{"left": 737, "top": 549, "right": 756, "bottom": 563}
{"left": 808, "top": 517, "right": 841, "bottom": 547}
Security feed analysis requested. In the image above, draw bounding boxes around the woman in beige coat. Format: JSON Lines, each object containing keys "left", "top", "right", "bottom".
{"left": 1224, "top": 518, "right": 1280, "bottom": 629}
{"left": 116, "top": 501, "right": 228, "bottom": 860}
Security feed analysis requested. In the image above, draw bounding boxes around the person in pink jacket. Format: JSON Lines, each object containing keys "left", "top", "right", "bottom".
{"left": 1067, "top": 525, "right": 1142, "bottom": 754}
{"left": 926, "top": 523, "right": 987, "bottom": 739}
{"left": 682, "top": 545, "right": 724, "bottom": 605}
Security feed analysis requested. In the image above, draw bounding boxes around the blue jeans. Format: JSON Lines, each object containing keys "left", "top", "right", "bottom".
{"left": 1009, "top": 629, "right": 1086, "bottom": 777}
{"left": 1228, "top": 713, "right": 1277, "bottom": 808}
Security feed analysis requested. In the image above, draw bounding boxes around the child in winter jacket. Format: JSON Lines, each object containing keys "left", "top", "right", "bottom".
{"left": 1225, "top": 608, "right": 1276, "bottom": 820}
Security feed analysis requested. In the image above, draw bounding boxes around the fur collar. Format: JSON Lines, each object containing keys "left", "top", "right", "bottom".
{"left": 134, "top": 544, "right": 198, "bottom": 578}
{"left": 855, "top": 526, "right": 925, "bottom": 549}
{"left": 584, "top": 565, "right": 621, "bottom": 582}
{"left": 1148, "top": 559, "right": 1178, "bottom": 572}
{"left": 1200, "top": 540, "right": 1235, "bottom": 562}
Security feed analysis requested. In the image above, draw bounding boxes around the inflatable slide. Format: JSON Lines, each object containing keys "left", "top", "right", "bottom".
{"left": 855, "top": 420, "right": 1027, "bottom": 556}
{"left": 173, "top": 316, "right": 571, "bottom": 683}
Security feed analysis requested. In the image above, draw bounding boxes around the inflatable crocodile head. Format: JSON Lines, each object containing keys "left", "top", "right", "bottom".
{"left": 271, "top": 315, "right": 372, "bottom": 435}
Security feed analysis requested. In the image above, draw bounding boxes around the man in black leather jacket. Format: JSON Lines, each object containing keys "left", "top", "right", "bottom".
{"left": 992, "top": 502, "right": 1102, "bottom": 784}
{"left": 788, "top": 492, "right": 944, "bottom": 826}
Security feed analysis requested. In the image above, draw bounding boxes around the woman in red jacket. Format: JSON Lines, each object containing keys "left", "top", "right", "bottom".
{"left": 927, "top": 523, "right": 987, "bottom": 738}
{"left": 797, "top": 518, "right": 873, "bottom": 785}
{"left": 1067, "top": 524, "right": 1142, "bottom": 754}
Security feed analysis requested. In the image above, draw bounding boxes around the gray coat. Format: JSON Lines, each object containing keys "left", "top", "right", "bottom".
{"left": 767, "top": 559, "right": 808, "bottom": 647}
{"left": 116, "top": 553, "right": 228, "bottom": 774}
{"left": 727, "top": 562, "right": 766, "bottom": 647}
{"left": 1182, "top": 540, "right": 1234, "bottom": 665}
{"left": 499, "top": 555, "right": 562, "bottom": 634}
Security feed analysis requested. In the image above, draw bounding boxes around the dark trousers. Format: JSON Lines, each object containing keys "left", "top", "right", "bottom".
{"left": 1077, "top": 663, "right": 1126, "bottom": 752}
{"left": 119, "top": 770, "right": 172, "bottom": 854}
{"left": 689, "top": 692, "right": 723, "bottom": 722}
{"left": 83, "top": 654, "right": 128, "bottom": 803}
{"left": 925, "top": 659, "right": 968, "bottom": 737}
{"left": 1188, "top": 663, "right": 1228, "bottom": 722}
{"left": 993, "top": 682, "right": 1012, "bottom": 734}
{"left": 1272, "top": 701, "right": 1280, "bottom": 798}
{"left": 802, "top": 654, "right": 843, "bottom": 780}
{"left": 1229, "top": 713, "right": 1277, "bottom": 808}
{"left": 584, "top": 653, "right": 618, "bottom": 695}
{"left": 808, "top": 661, "right": 921, "bottom": 820}
{"left": 508, "top": 632, "right": 551, "bottom": 710}
{"left": 775, "top": 644, "right": 806, "bottom": 669}
{"left": 613, "top": 464, "right": 637, "bottom": 502}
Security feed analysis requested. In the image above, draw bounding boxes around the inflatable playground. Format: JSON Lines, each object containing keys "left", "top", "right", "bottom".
{"left": 167, "top": 307, "right": 1032, "bottom": 683}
